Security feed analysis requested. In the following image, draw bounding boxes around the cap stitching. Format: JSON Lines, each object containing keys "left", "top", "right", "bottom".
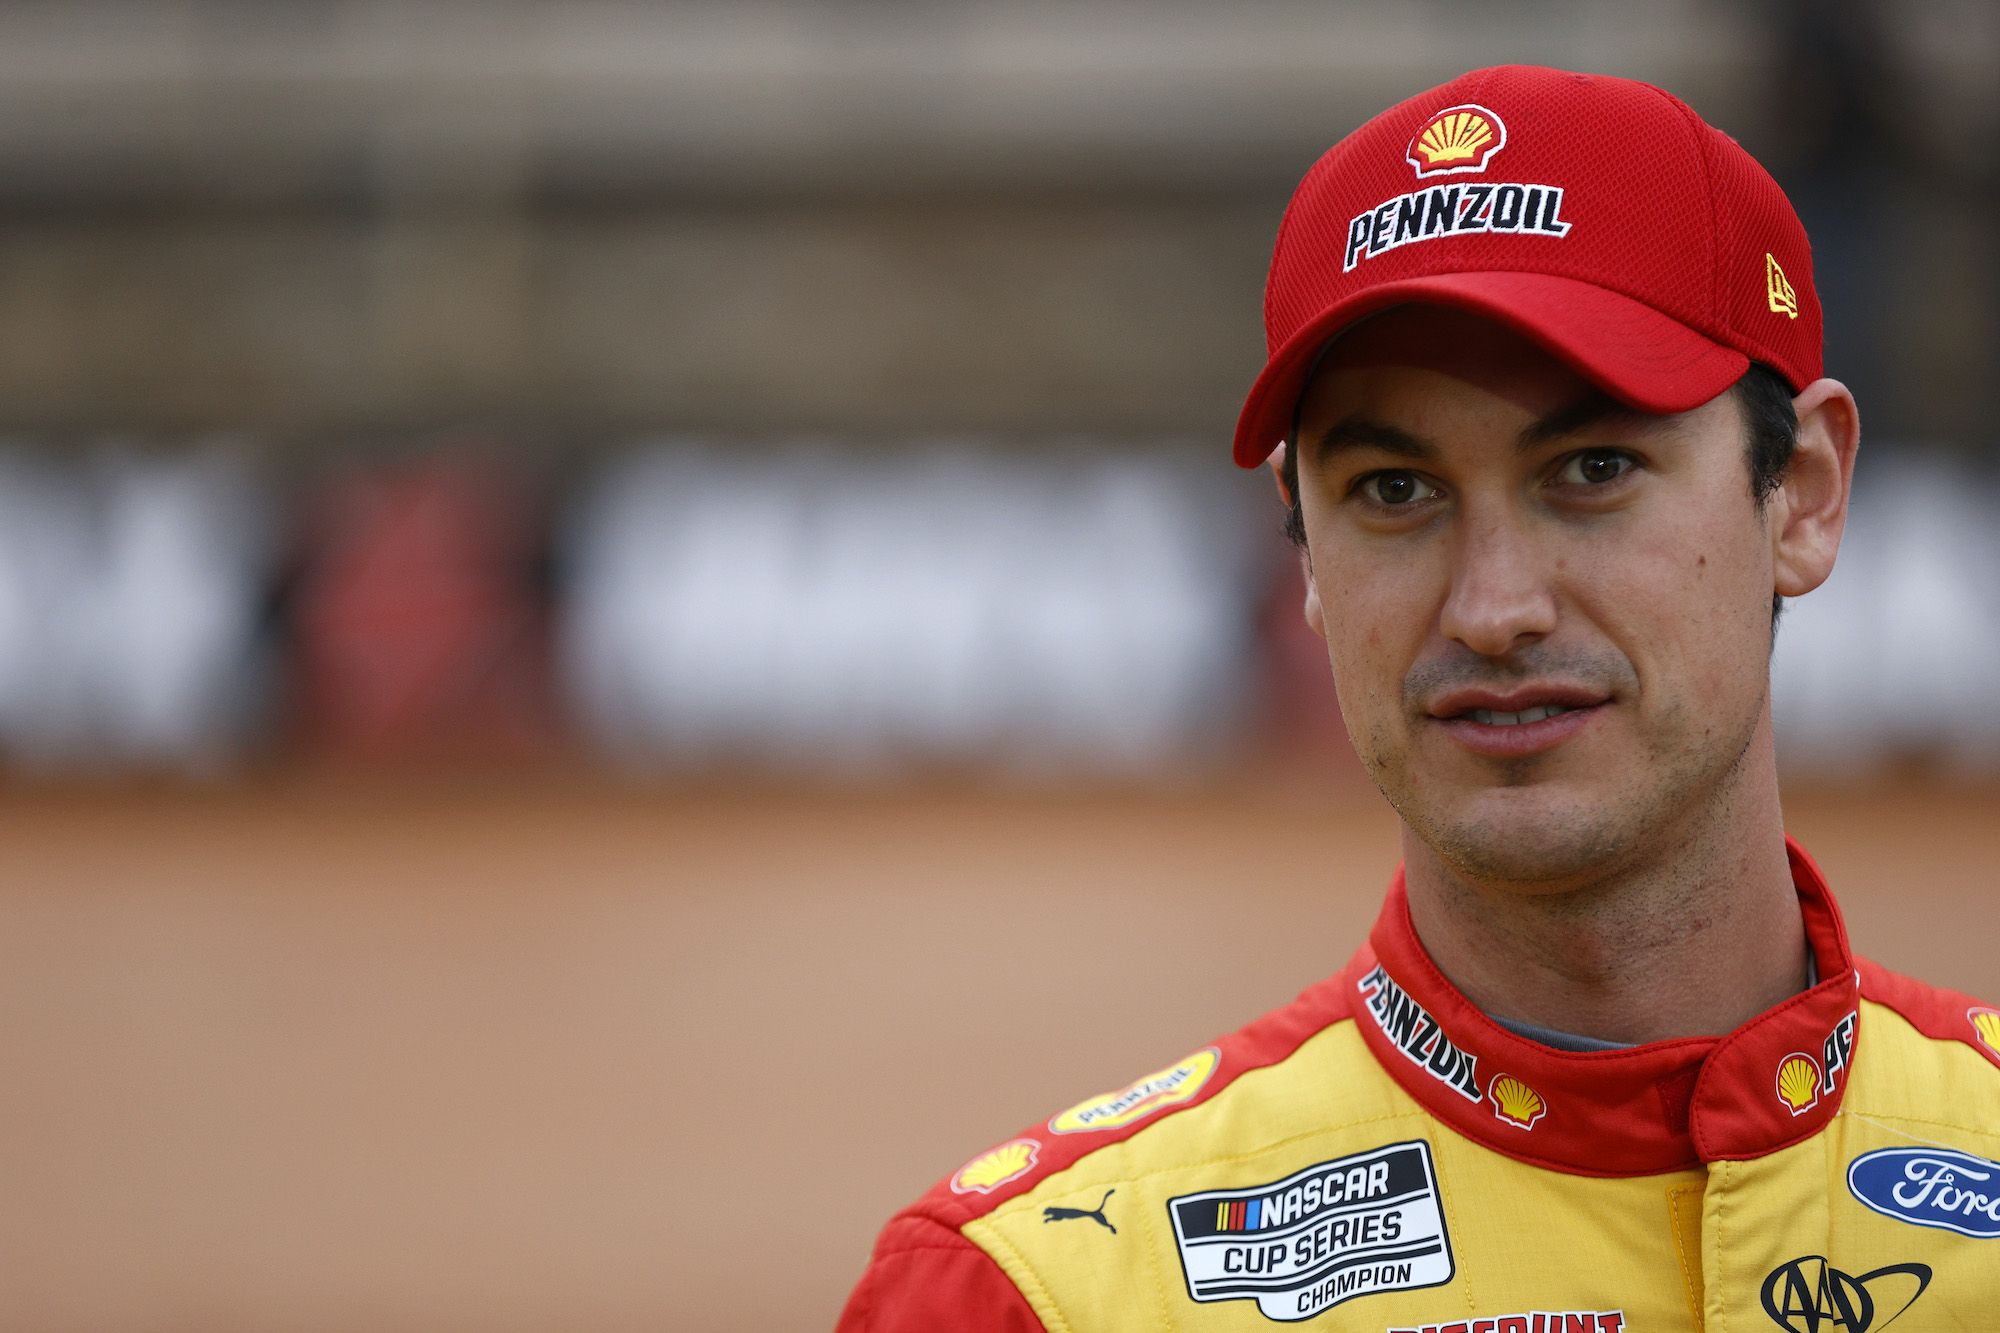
{"left": 1649, "top": 85, "right": 1725, "bottom": 334}
{"left": 1263, "top": 176, "right": 1311, "bottom": 352}
{"left": 1660, "top": 100, "right": 1812, "bottom": 392}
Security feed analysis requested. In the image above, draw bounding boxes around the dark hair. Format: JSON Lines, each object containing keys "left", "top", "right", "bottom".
{"left": 1279, "top": 361, "right": 1799, "bottom": 548}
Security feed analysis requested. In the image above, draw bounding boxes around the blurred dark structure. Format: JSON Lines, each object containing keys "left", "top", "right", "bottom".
{"left": 0, "top": 1, "right": 1982, "bottom": 456}
{"left": 0, "top": 0, "right": 1802, "bottom": 452}
{"left": 1755, "top": 0, "right": 2000, "bottom": 450}
{"left": 0, "top": 2, "right": 1986, "bottom": 455}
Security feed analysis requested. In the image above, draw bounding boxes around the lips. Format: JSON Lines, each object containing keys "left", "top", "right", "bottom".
{"left": 1427, "top": 686, "right": 1610, "bottom": 758}
{"left": 1467, "top": 703, "right": 1572, "bottom": 727}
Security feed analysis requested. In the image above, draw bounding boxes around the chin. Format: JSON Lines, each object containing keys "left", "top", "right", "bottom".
{"left": 1401, "top": 782, "right": 1650, "bottom": 889}
{"left": 1367, "top": 692, "right": 1764, "bottom": 889}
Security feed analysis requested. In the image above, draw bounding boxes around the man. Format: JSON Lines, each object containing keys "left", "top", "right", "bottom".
{"left": 839, "top": 65, "right": 2000, "bottom": 1332}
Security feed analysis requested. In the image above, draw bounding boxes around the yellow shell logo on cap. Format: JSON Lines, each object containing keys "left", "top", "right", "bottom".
{"left": 1766, "top": 253, "right": 1799, "bottom": 319}
{"left": 1418, "top": 112, "right": 1493, "bottom": 164}
{"left": 1488, "top": 1073, "right": 1546, "bottom": 1129}
{"left": 1775, "top": 1052, "right": 1822, "bottom": 1116}
{"left": 950, "top": 1138, "right": 1040, "bottom": 1194}
{"left": 1408, "top": 104, "right": 1508, "bottom": 178}
{"left": 1050, "top": 1047, "right": 1220, "bottom": 1134}
{"left": 1970, "top": 1007, "right": 2000, "bottom": 1060}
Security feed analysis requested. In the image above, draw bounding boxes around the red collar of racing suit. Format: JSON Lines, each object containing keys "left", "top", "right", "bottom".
{"left": 1347, "top": 835, "right": 1860, "bottom": 1177}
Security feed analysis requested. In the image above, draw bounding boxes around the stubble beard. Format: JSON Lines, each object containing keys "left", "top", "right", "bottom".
{"left": 1355, "top": 660, "right": 1769, "bottom": 893}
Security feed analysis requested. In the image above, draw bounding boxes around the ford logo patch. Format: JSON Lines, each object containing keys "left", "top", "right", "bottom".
{"left": 1847, "top": 1146, "right": 2000, "bottom": 1238}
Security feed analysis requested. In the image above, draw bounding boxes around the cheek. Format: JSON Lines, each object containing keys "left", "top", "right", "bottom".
{"left": 1310, "top": 542, "right": 1440, "bottom": 714}
{"left": 1576, "top": 503, "right": 1772, "bottom": 705}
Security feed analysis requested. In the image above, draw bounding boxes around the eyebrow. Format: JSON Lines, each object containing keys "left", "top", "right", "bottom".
{"left": 1312, "top": 417, "right": 1436, "bottom": 462}
{"left": 1308, "top": 390, "right": 1662, "bottom": 466}
{"left": 1511, "top": 390, "right": 1656, "bottom": 453}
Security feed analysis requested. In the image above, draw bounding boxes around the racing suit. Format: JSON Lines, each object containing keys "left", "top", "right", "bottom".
{"left": 838, "top": 838, "right": 2000, "bottom": 1331}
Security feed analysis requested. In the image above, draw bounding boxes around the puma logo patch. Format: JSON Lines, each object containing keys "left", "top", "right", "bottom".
{"left": 1043, "top": 1189, "right": 1117, "bottom": 1234}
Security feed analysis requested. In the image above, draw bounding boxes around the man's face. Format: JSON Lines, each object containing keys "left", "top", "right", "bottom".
{"left": 1293, "top": 306, "right": 1778, "bottom": 887}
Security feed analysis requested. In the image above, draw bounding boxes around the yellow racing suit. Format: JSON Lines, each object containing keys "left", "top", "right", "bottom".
{"left": 839, "top": 839, "right": 2000, "bottom": 1331}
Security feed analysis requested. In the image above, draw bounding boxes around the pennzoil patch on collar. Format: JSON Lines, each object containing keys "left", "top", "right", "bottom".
{"left": 1166, "top": 1141, "right": 1454, "bottom": 1322}
{"left": 1358, "top": 965, "right": 1483, "bottom": 1103}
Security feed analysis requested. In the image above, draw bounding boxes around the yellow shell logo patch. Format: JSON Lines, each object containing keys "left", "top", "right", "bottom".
{"left": 1049, "top": 1047, "right": 1220, "bottom": 1134}
{"left": 1488, "top": 1073, "right": 1547, "bottom": 1129}
{"left": 950, "top": 1138, "right": 1040, "bottom": 1195}
{"left": 1766, "top": 253, "right": 1799, "bottom": 319}
{"left": 1408, "top": 103, "right": 1508, "bottom": 178}
{"left": 1970, "top": 1007, "right": 2000, "bottom": 1060}
{"left": 1775, "top": 1052, "right": 1822, "bottom": 1116}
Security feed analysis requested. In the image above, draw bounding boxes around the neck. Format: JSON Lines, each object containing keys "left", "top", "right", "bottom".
{"left": 1400, "top": 731, "right": 1809, "bottom": 1047}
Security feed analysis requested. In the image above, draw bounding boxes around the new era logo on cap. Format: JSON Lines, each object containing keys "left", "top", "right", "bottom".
{"left": 1234, "top": 65, "right": 1822, "bottom": 467}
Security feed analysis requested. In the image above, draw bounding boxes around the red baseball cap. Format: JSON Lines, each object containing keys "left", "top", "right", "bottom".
{"left": 1233, "top": 64, "right": 1821, "bottom": 468}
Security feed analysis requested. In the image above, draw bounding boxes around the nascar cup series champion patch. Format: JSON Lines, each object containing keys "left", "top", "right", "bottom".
{"left": 1167, "top": 1141, "right": 1453, "bottom": 1322}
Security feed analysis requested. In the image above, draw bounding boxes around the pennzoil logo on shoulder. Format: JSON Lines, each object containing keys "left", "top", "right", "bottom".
{"left": 1358, "top": 965, "right": 1483, "bottom": 1103}
{"left": 1167, "top": 1140, "right": 1453, "bottom": 1322}
{"left": 1050, "top": 1047, "right": 1219, "bottom": 1134}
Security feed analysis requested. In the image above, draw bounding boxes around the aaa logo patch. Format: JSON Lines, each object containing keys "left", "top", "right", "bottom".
{"left": 1759, "top": 1255, "right": 1930, "bottom": 1332}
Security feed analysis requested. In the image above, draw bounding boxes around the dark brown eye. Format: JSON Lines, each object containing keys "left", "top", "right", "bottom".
{"left": 1564, "top": 451, "right": 1632, "bottom": 485}
{"left": 1363, "top": 471, "right": 1435, "bottom": 505}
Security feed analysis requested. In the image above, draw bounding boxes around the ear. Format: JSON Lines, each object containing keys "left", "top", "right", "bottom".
{"left": 1267, "top": 441, "right": 1293, "bottom": 507}
{"left": 1771, "top": 378, "right": 1859, "bottom": 598}
{"left": 1301, "top": 549, "right": 1326, "bottom": 640}
{"left": 1269, "top": 442, "right": 1327, "bottom": 639}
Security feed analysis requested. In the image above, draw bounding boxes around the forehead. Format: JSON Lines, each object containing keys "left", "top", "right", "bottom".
{"left": 1297, "top": 304, "right": 1596, "bottom": 436}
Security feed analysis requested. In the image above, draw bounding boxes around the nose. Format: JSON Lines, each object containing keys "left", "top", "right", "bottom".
{"left": 1438, "top": 507, "right": 1558, "bottom": 658}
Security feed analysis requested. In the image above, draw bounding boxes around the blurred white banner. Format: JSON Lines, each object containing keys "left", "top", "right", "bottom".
{"left": 560, "top": 440, "right": 1269, "bottom": 775}
{"left": 0, "top": 447, "right": 272, "bottom": 772}
{"left": 1773, "top": 450, "right": 2000, "bottom": 777}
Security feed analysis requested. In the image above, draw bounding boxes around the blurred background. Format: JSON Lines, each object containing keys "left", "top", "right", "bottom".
{"left": 0, "top": 1, "right": 1995, "bottom": 1329}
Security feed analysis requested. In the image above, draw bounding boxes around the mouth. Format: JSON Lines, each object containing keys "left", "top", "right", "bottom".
{"left": 1427, "top": 688, "right": 1610, "bottom": 758}
{"left": 1465, "top": 703, "right": 1576, "bottom": 727}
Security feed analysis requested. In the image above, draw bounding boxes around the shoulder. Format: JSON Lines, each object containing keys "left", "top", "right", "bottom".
{"left": 835, "top": 1213, "right": 1046, "bottom": 1333}
{"left": 1856, "top": 957, "right": 2000, "bottom": 1067}
{"left": 904, "top": 965, "right": 1367, "bottom": 1232}
{"left": 1847, "top": 957, "right": 2000, "bottom": 1135}
{"left": 840, "top": 965, "right": 1385, "bottom": 1326}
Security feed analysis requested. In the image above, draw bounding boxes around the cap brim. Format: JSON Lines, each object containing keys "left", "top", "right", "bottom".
{"left": 1232, "top": 271, "right": 1750, "bottom": 467}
